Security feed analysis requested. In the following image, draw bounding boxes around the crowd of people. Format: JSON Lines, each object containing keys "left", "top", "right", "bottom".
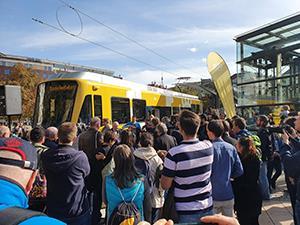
{"left": 0, "top": 109, "right": 299, "bottom": 225}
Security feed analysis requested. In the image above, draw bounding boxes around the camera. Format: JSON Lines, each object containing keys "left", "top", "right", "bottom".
{"left": 267, "top": 124, "right": 294, "bottom": 135}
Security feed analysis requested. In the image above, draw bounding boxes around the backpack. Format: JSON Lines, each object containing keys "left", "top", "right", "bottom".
{"left": 0, "top": 207, "right": 45, "bottom": 225}
{"left": 108, "top": 182, "right": 142, "bottom": 225}
{"left": 134, "top": 157, "right": 155, "bottom": 193}
{"left": 250, "top": 134, "right": 262, "bottom": 160}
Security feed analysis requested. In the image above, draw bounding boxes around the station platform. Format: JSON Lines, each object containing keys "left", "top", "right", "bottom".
{"left": 259, "top": 175, "right": 294, "bottom": 225}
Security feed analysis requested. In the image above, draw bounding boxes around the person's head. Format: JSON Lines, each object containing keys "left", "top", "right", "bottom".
{"left": 149, "top": 114, "right": 155, "bottom": 121}
{"left": 102, "top": 118, "right": 111, "bottom": 127}
{"left": 45, "top": 126, "right": 58, "bottom": 141}
{"left": 284, "top": 117, "right": 296, "bottom": 129}
{"left": 256, "top": 115, "right": 269, "bottom": 128}
{"left": 58, "top": 122, "right": 77, "bottom": 145}
{"left": 119, "top": 129, "right": 134, "bottom": 148}
{"left": 30, "top": 127, "right": 45, "bottom": 144}
{"left": 295, "top": 116, "right": 300, "bottom": 132}
{"left": 112, "top": 121, "right": 119, "bottom": 131}
{"left": 151, "top": 117, "right": 160, "bottom": 127}
{"left": 0, "top": 126, "right": 10, "bottom": 138}
{"left": 113, "top": 144, "right": 140, "bottom": 188}
{"left": 282, "top": 105, "right": 290, "bottom": 111}
{"left": 155, "top": 123, "right": 168, "bottom": 136}
{"left": 140, "top": 132, "right": 154, "bottom": 147}
{"left": 132, "top": 116, "right": 137, "bottom": 123}
{"left": 0, "top": 138, "right": 38, "bottom": 194}
{"left": 90, "top": 117, "right": 101, "bottom": 130}
{"left": 179, "top": 110, "right": 200, "bottom": 138}
{"left": 222, "top": 120, "right": 231, "bottom": 134}
{"left": 207, "top": 120, "right": 224, "bottom": 140}
{"left": 232, "top": 117, "right": 246, "bottom": 134}
{"left": 161, "top": 116, "right": 170, "bottom": 125}
{"left": 237, "top": 137, "right": 258, "bottom": 159}
{"left": 103, "top": 130, "right": 117, "bottom": 146}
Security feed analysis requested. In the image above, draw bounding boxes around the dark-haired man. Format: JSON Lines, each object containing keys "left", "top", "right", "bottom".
{"left": 279, "top": 115, "right": 300, "bottom": 224}
{"left": 256, "top": 115, "right": 272, "bottom": 200}
{"left": 232, "top": 117, "right": 251, "bottom": 139}
{"left": 30, "top": 127, "right": 48, "bottom": 174}
{"left": 42, "top": 122, "right": 91, "bottom": 225}
{"left": 198, "top": 114, "right": 209, "bottom": 141}
{"left": 78, "top": 117, "right": 103, "bottom": 225}
{"left": 207, "top": 120, "right": 243, "bottom": 217}
{"left": 161, "top": 110, "right": 214, "bottom": 223}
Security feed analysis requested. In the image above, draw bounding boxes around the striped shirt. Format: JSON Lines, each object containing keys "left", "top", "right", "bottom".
{"left": 162, "top": 138, "right": 214, "bottom": 214}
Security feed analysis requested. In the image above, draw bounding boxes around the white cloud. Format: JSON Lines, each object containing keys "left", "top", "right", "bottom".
{"left": 189, "top": 47, "right": 198, "bottom": 53}
{"left": 19, "top": 24, "right": 124, "bottom": 49}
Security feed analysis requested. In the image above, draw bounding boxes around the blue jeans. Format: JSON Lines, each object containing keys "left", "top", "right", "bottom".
{"left": 259, "top": 161, "right": 270, "bottom": 200}
{"left": 178, "top": 210, "right": 213, "bottom": 223}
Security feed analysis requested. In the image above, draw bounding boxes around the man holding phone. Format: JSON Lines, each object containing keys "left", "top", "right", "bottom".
{"left": 280, "top": 115, "right": 300, "bottom": 224}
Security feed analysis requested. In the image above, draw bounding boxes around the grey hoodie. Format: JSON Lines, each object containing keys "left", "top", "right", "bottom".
{"left": 134, "top": 147, "right": 165, "bottom": 208}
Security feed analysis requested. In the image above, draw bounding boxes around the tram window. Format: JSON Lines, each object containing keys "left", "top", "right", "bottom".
{"left": 160, "top": 107, "right": 171, "bottom": 118}
{"left": 94, "top": 95, "right": 102, "bottom": 119}
{"left": 191, "top": 104, "right": 200, "bottom": 113}
{"left": 78, "top": 95, "right": 92, "bottom": 125}
{"left": 173, "top": 107, "right": 180, "bottom": 114}
{"left": 111, "top": 97, "right": 130, "bottom": 123}
{"left": 154, "top": 106, "right": 171, "bottom": 118}
{"left": 133, "top": 99, "right": 146, "bottom": 122}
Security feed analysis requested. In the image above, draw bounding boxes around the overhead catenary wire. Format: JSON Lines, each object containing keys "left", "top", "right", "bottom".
{"left": 57, "top": 0, "right": 202, "bottom": 77}
{"left": 32, "top": 17, "right": 180, "bottom": 77}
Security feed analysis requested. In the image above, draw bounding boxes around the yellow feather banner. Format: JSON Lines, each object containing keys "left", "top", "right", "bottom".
{"left": 207, "top": 52, "right": 236, "bottom": 118}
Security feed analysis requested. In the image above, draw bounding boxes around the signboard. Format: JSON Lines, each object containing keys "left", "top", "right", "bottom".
{"left": 0, "top": 85, "right": 22, "bottom": 116}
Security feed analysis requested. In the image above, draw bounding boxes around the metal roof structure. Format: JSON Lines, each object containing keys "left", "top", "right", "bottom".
{"left": 235, "top": 12, "right": 300, "bottom": 64}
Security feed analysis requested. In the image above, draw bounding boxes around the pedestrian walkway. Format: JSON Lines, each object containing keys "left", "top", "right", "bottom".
{"left": 259, "top": 175, "right": 294, "bottom": 225}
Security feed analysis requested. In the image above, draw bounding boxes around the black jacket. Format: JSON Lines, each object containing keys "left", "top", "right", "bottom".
{"left": 257, "top": 127, "right": 272, "bottom": 161}
{"left": 154, "top": 133, "right": 177, "bottom": 151}
{"left": 44, "top": 139, "right": 58, "bottom": 150}
{"left": 42, "top": 145, "right": 90, "bottom": 219}
{"left": 78, "top": 128, "right": 102, "bottom": 191}
{"left": 232, "top": 153, "right": 262, "bottom": 216}
{"left": 171, "top": 129, "right": 183, "bottom": 145}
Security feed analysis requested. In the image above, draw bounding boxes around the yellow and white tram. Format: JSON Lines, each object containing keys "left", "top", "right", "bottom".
{"left": 33, "top": 72, "right": 202, "bottom": 127}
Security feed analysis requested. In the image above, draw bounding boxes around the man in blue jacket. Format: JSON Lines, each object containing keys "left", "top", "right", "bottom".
{"left": 0, "top": 137, "right": 64, "bottom": 224}
{"left": 280, "top": 116, "right": 300, "bottom": 225}
{"left": 207, "top": 120, "right": 244, "bottom": 217}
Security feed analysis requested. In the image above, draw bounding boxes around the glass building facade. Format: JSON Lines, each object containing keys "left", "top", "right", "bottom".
{"left": 234, "top": 13, "right": 300, "bottom": 120}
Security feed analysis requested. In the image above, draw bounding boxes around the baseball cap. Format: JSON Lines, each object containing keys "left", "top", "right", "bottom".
{"left": 0, "top": 138, "right": 37, "bottom": 170}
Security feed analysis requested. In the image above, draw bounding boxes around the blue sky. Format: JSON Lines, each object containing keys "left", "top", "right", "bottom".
{"left": 1, "top": 0, "right": 300, "bottom": 86}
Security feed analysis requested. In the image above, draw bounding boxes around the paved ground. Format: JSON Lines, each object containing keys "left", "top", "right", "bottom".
{"left": 259, "top": 175, "right": 294, "bottom": 225}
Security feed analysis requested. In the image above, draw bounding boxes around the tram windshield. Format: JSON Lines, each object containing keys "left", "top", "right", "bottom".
{"left": 34, "top": 81, "right": 77, "bottom": 127}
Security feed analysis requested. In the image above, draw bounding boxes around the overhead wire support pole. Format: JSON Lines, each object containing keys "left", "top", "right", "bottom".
{"left": 31, "top": 17, "right": 179, "bottom": 78}
{"left": 57, "top": 0, "right": 202, "bottom": 77}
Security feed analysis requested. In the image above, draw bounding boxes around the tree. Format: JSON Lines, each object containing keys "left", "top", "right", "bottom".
{"left": 0, "top": 64, "right": 45, "bottom": 119}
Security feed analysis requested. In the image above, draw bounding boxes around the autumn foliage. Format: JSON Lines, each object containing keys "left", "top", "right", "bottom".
{"left": 0, "top": 64, "right": 45, "bottom": 118}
